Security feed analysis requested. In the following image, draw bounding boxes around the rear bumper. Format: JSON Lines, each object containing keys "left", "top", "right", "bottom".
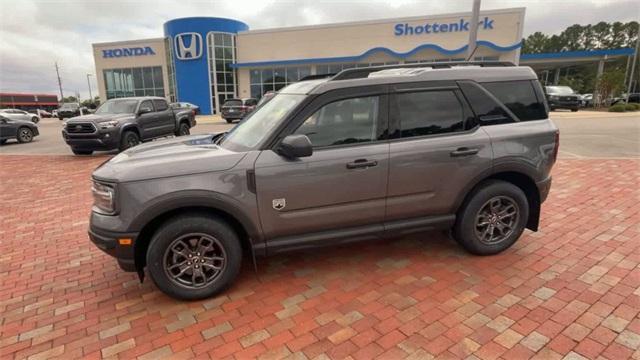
{"left": 549, "top": 100, "right": 580, "bottom": 109}
{"left": 537, "top": 176, "right": 552, "bottom": 203}
{"left": 221, "top": 112, "right": 248, "bottom": 120}
{"left": 88, "top": 219, "right": 138, "bottom": 272}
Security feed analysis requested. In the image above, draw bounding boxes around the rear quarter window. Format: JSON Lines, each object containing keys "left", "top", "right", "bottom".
{"left": 481, "top": 80, "right": 548, "bottom": 121}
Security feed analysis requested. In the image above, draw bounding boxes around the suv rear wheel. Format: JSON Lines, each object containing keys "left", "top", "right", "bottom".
{"left": 453, "top": 180, "right": 529, "bottom": 255}
{"left": 176, "top": 122, "right": 190, "bottom": 136}
{"left": 146, "top": 214, "right": 242, "bottom": 300}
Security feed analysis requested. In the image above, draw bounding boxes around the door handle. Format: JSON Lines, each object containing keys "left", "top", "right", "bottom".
{"left": 450, "top": 147, "right": 479, "bottom": 157}
{"left": 346, "top": 159, "right": 378, "bottom": 169}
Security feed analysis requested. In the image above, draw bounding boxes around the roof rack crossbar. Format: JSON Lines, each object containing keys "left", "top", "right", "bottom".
{"left": 331, "top": 61, "right": 515, "bottom": 80}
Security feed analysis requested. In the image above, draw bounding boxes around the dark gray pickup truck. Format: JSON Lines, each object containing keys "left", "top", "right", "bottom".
{"left": 62, "top": 97, "right": 196, "bottom": 155}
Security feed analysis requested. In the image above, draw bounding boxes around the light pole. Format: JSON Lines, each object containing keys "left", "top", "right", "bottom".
{"left": 86, "top": 74, "right": 93, "bottom": 102}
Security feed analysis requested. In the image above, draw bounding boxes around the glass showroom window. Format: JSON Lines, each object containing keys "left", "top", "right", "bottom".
{"left": 165, "top": 38, "right": 177, "bottom": 102}
{"left": 315, "top": 62, "right": 399, "bottom": 75}
{"left": 207, "top": 32, "right": 237, "bottom": 114}
{"left": 103, "top": 66, "right": 164, "bottom": 99}
{"left": 249, "top": 66, "right": 311, "bottom": 99}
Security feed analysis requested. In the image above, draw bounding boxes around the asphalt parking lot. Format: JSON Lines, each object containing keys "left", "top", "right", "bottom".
{"left": 0, "top": 111, "right": 639, "bottom": 158}
{"left": 1, "top": 111, "right": 639, "bottom": 360}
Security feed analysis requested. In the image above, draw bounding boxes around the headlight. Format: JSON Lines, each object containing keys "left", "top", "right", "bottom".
{"left": 99, "top": 120, "right": 119, "bottom": 129}
{"left": 549, "top": 95, "right": 560, "bottom": 100}
{"left": 92, "top": 181, "right": 116, "bottom": 214}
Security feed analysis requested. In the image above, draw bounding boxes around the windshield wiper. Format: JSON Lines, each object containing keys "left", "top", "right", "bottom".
{"left": 214, "top": 132, "right": 227, "bottom": 145}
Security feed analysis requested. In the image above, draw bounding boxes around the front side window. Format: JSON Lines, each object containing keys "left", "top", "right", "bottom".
{"left": 139, "top": 100, "right": 153, "bottom": 112}
{"left": 483, "top": 81, "right": 547, "bottom": 121}
{"left": 394, "top": 91, "right": 464, "bottom": 138}
{"left": 293, "top": 96, "right": 380, "bottom": 147}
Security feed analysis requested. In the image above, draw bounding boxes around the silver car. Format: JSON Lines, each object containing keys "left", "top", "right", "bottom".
{"left": 0, "top": 109, "right": 40, "bottom": 123}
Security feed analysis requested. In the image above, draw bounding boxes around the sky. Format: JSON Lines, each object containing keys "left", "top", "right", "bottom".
{"left": 0, "top": 0, "right": 638, "bottom": 100}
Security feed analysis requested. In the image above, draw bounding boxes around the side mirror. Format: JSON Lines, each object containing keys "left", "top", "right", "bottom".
{"left": 276, "top": 135, "right": 313, "bottom": 159}
{"left": 138, "top": 107, "right": 152, "bottom": 115}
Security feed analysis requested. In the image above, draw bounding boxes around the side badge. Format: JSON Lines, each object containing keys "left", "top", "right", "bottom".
{"left": 272, "top": 198, "right": 286, "bottom": 211}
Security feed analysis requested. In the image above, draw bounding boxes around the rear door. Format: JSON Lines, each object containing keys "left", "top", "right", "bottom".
{"left": 152, "top": 99, "right": 175, "bottom": 135}
{"left": 254, "top": 87, "right": 390, "bottom": 246}
{"left": 137, "top": 100, "right": 158, "bottom": 139}
{"left": 385, "top": 82, "right": 493, "bottom": 224}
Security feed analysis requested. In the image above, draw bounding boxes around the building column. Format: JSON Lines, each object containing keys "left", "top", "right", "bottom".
{"left": 553, "top": 68, "right": 561, "bottom": 85}
{"left": 594, "top": 58, "right": 605, "bottom": 107}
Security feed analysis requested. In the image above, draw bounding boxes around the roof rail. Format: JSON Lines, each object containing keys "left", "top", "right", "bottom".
{"left": 299, "top": 73, "right": 336, "bottom": 81}
{"left": 331, "top": 61, "right": 515, "bottom": 80}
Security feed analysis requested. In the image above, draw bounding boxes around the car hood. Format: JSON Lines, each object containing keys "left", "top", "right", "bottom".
{"left": 92, "top": 134, "right": 246, "bottom": 182}
{"left": 66, "top": 114, "right": 132, "bottom": 123}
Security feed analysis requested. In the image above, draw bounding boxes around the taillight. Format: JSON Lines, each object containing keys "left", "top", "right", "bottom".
{"left": 192, "top": 109, "right": 196, "bottom": 116}
{"left": 552, "top": 131, "right": 560, "bottom": 163}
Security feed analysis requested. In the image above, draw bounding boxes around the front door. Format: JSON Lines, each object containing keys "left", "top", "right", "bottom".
{"left": 386, "top": 84, "right": 493, "bottom": 222}
{"left": 254, "top": 92, "right": 390, "bottom": 244}
{"left": 137, "top": 100, "right": 159, "bottom": 139}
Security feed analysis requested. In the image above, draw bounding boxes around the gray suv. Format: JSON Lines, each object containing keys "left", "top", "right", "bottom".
{"left": 88, "top": 63, "right": 558, "bottom": 300}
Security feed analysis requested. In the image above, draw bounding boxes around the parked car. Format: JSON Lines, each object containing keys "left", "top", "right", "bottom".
{"left": 0, "top": 109, "right": 40, "bottom": 123}
{"left": 0, "top": 114, "right": 39, "bottom": 144}
{"left": 37, "top": 109, "right": 52, "bottom": 118}
{"left": 544, "top": 86, "right": 580, "bottom": 111}
{"left": 611, "top": 93, "right": 640, "bottom": 105}
{"left": 221, "top": 98, "right": 258, "bottom": 123}
{"left": 87, "top": 63, "right": 558, "bottom": 300}
{"left": 57, "top": 102, "right": 88, "bottom": 120}
{"left": 62, "top": 97, "right": 196, "bottom": 155}
{"left": 170, "top": 102, "right": 200, "bottom": 115}
{"left": 578, "top": 93, "right": 593, "bottom": 107}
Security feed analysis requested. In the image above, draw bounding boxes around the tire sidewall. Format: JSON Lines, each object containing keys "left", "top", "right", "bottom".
{"left": 179, "top": 122, "right": 190, "bottom": 136}
{"left": 454, "top": 180, "right": 529, "bottom": 255}
{"left": 120, "top": 131, "right": 139, "bottom": 151}
{"left": 146, "top": 215, "right": 242, "bottom": 300}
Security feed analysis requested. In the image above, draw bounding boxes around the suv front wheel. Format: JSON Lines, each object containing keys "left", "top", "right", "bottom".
{"left": 453, "top": 180, "right": 529, "bottom": 255}
{"left": 146, "top": 214, "right": 242, "bottom": 300}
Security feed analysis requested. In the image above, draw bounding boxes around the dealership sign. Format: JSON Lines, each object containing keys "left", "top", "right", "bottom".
{"left": 394, "top": 17, "right": 494, "bottom": 36}
{"left": 102, "top": 47, "right": 156, "bottom": 58}
{"left": 174, "top": 33, "right": 203, "bottom": 60}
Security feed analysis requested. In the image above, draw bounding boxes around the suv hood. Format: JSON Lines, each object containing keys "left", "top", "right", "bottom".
{"left": 92, "top": 134, "right": 246, "bottom": 182}
{"left": 66, "top": 114, "right": 132, "bottom": 123}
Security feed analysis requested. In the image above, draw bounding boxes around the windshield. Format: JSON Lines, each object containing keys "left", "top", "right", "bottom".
{"left": 95, "top": 99, "right": 139, "bottom": 114}
{"left": 60, "top": 103, "right": 79, "bottom": 109}
{"left": 219, "top": 94, "right": 306, "bottom": 152}
{"left": 547, "top": 86, "right": 575, "bottom": 95}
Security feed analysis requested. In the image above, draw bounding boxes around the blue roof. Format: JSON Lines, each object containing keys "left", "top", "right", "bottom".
{"left": 520, "top": 48, "right": 634, "bottom": 60}
{"left": 231, "top": 40, "right": 522, "bottom": 68}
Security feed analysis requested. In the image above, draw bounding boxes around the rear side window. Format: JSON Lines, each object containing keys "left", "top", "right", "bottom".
{"left": 153, "top": 99, "right": 168, "bottom": 111}
{"left": 394, "top": 90, "right": 464, "bottom": 138}
{"left": 482, "top": 80, "right": 547, "bottom": 121}
{"left": 458, "top": 82, "right": 512, "bottom": 125}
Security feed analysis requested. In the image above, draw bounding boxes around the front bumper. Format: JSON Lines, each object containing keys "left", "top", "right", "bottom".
{"left": 221, "top": 111, "right": 247, "bottom": 120}
{"left": 62, "top": 127, "right": 120, "bottom": 150}
{"left": 548, "top": 100, "right": 580, "bottom": 109}
{"left": 89, "top": 215, "right": 139, "bottom": 272}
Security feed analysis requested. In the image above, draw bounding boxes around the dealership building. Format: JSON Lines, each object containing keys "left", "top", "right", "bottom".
{"left": 92, "top": 8, "right": 634, "bottom": 115}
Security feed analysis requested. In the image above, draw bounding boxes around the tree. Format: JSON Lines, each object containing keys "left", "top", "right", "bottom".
{"left": 62, "top": 96, "right": 77, "bottom": 103}
{"left": 522, "top": 32, "right": 548, "bottom": 53}
{"left": 595, "top": 69, "right": 626, "bottom": 105}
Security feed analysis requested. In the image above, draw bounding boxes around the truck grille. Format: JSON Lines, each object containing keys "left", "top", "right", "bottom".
{"left": 66, "top": 122, "right": 96, "bottom": 134}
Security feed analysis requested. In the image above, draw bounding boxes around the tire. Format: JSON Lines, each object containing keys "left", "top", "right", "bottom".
{"left": 146, "top": 214, "right": 243, "bottom": 300}
{"left": 175, "top": 122, "right": 190, "bottom": 136}
{"left": 71, "top": 148, "right": 93, "bottom": 155}
{"left": 16, "top": 127, "right": 34, "bottom": 143}
{"left": 571, "top": 108, "right": 579, "bottom": 112}
{"left": 31, "top": 116, "right": 39, "bottom": 124}
{"left": 0, "top": 139, "right": 6, "bottom": 145}
{"left": 225, "top": 119, "right": 233, "bottom": 124}
{"left": 58, "top": 117, "right": 64, "bottom": 121}
{"left": 453, "top": 180, "right": 529, "bottom": 255}
{"left": 119, "top": 130, "right": 140, "bottom": 152}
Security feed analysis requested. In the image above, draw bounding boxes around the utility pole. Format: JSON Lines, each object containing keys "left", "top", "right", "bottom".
{"left": 625, "top": 25, "right": 639, "bottom": 103}
{"left": 55, "top": 62, "right": 64, "bottom": 103}
{"left": 86, "top": 74, "right": 93, "bottom": 102}
{"left": 466, "top": 0, "right": 481, "bottom": 61}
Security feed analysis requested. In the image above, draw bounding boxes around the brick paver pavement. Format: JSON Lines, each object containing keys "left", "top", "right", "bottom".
{"left": 1, "top": 155, "right": 639, "bottom": 360}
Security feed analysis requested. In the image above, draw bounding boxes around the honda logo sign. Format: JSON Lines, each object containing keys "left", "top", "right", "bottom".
{"left": 174, "top": 33, "right": 203, "bottom": 60}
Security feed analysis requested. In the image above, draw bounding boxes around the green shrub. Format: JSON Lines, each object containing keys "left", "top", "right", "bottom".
{"left": 609, "top": 104, "right": 626, "bottom": 112}
{"left": 631, "top": 103, "right": 640, "bottom": 110}
{"left": 624, "top": 104, "right": 637, "bottom": 111}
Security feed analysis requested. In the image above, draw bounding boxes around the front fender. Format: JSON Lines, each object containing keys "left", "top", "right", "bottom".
{"left": 129, "top": 189, "right": 263, "bottom": 245}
